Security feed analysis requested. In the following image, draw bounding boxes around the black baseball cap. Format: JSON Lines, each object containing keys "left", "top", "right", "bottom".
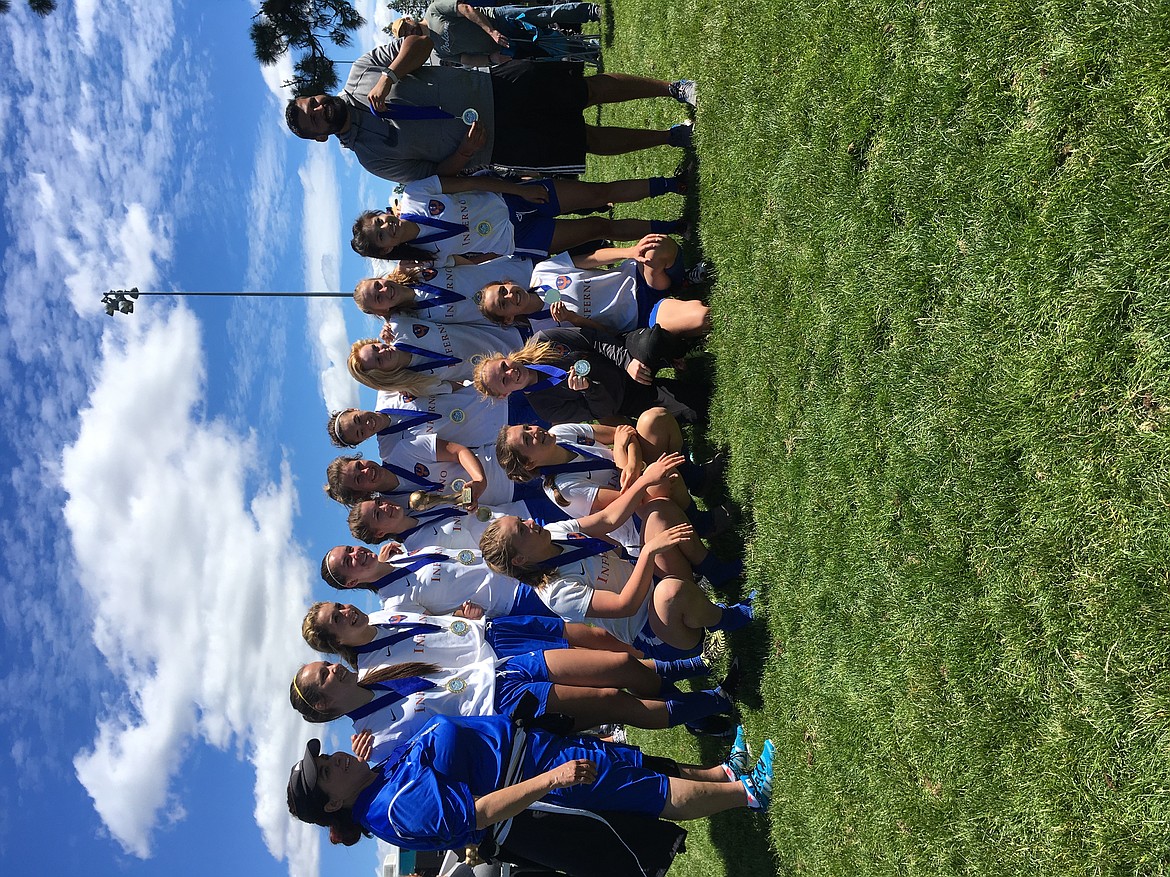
{"left": 287, "top": 739, "right": 331, "bottom": 826}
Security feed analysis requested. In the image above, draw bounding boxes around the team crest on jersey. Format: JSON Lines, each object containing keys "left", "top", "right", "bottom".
{"left": 446, "top": 678, "right": 468, "bottom": 693}
{"left": 456, "top": 549, "right": 476, "bottom": 566}
{"left": 414, "top": 463, "right": 431, "bottom": 478}
{"left": 552, "top": 343, "right": 571, "bottom": 358}
{"left": 449, "top": 408, "right": 466, "bottom": 423}
{"left": 578, "top": 437, "right": 595, "bottom": 446}
{"left": 399, "top": 392, "right": 416, "bottom": 403}
{"left": 418, "top": 267, "right": 438, "bottom": 281}
{"left": 556, "top": 275, "right": 571, "bottom": 290}
{"left": 566, "top": 531, "right": 588, "bottom": 540}
{"left": 412, "top": 323, "right": 429, "bottom": 338}
{"left": 475, "top": 221, "right": 492, "bottom": 236}
{"left": 386, "top": 614, "right": 406, "bottom": 624}
{"left": 427, "top": 199, "right": 445, "bottom": 217}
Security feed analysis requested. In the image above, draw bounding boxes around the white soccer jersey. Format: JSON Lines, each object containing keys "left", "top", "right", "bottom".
{"left": 400, "top": 501, "right": 534, "bottom": 552}
{"left": 384, "top": 433, "right": 514, "bottom": 506}
{"left": 385, "top": 317, "right": 523, "bottom": 385}
{"left": 378, "top": 546, "right": 522, "bottom": 618}
{"left": 399, "top": 176, "right": 515, "bottom": 267}
{"left": 405, "top": 257, "right": 533, "bottom": 325}
{"left": 542, "top": 424, "right": 639, "bottom": 552}
{"left": 375, "top": 387, "right": 509, "bottom": 459}
{"left": 529, "top": 251, "right": 641, "bottom": 334}
{"left": 353, "top": 608, "right": 499, "bottom": 761}
{"left": 537, "top": 520, "right": 647, "bottom": 647}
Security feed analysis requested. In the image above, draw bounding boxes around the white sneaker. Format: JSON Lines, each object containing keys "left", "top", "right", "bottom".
{"left": 669, "top": 79, "right": 697, "bottom": 107}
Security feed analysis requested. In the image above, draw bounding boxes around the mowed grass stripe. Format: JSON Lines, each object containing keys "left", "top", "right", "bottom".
{"left": 588, "top": 1, "right": 1170, "bottom": 875}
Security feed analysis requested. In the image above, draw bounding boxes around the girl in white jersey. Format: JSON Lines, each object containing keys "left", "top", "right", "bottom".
{"left": 353, "top": 258, "right": 533, "bottom": 327}
{"left": 350, "top": 175, "right": 685, "bottom": 266}
{"left": 291, "top": 602, "right": 735, "bottom": 762}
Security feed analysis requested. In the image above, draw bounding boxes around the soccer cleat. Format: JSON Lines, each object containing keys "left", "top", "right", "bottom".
{"left": 746, "top": 740, "right": 775, "bottom": 811}
{"left": 685, "top": 260, "right": 717, "bottom": 285}
{"left": 714, "top": 656, "right": 741, "bottom": 703}
{"left": 667, "top": 120, "right": 693, "bottom": 149}
{"left": 726, "top": 724, "right": 753, "bottom": 776}
{"left": 669, "top": 79, "right": 698, "bottom": 107}
{"left": 683, "top": 714, "right": 735, "bottom": 738}
{"left": 701, "top": 629, "right": 727, "bottom": 666}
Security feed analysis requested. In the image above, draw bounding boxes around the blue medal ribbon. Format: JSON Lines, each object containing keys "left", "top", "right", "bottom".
{"left": 541, "top": 442, "right": 616, "bottom": 475}
{"left": 353, "top": 620, "right": 446, "bottom": 654}
{"left": 540, "top": 534, "right": 631, "bottom": 568}
{"left": 524, "top": 364, "right": 569, "bottom": 393}
{"left": 393, "top": 342, "right": 463, "bottom": 373}
{"left": 376, "top": 407, "right": 443, "bottom": 437}
{"left": 399, "top": 212, "right": 469, "bottom": 246}
{"left": 370, "top": 552, "right": 451, "bottom": 591}
{"left": 346, "top": 676, "right": 438, "bottom": 722}
{"left": 368, "top": 103, "right": 455, "bottom": 122}
{"left": 409, "top": 282, "right": 466, "bottom": 310}
{"left": 377, "top": 459, "right": 445, "bottom": 493}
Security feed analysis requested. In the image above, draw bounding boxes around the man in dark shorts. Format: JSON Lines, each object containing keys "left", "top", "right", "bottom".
{"left": 284, "top": 35, "right": 697, "bottom": 183}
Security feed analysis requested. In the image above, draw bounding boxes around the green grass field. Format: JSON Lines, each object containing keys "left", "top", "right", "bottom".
{"left": 590, "top": 1, "right": 1170, "bottom": 874}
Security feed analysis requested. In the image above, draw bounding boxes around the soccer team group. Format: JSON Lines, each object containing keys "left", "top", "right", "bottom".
{"left": 279, "top": 3, "right": 774, "bottom": 871}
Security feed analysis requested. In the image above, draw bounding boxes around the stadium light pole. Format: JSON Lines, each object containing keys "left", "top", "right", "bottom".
{"left": 102, "top": 287, "right": 351, "bottom": 316}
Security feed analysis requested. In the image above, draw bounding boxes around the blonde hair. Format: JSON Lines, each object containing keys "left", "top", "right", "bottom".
{"left": 347, "top": 338, "right": 444, "bottom": 395}
{"left": 478, "top": 519, "right": 552, "bottom": 588}
{"left": 290, "top": 657, "right": 442, "bottom": 723}
{"left": 353, "top": 269, "right": 420, "bottom": 318}
{"left": 471, "top": 339, "right": 562, "bottom": 398}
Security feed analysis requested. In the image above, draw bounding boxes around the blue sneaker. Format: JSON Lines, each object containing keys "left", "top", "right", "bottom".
{"left": 668, "top": 120, "right": 693, "bottom": 149}
{"left": 726, "top": 724, "right": 752, "bottom": 776}
{"left": 745, "top": 740, "right": 775, "bottom": 811}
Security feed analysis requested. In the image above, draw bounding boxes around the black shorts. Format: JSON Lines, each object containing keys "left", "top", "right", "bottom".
{"left": 489, "top": 60, "right": 589, "bottom": 175}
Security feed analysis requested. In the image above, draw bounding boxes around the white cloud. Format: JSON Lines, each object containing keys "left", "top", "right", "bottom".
{"left": 299, "top": 150, "right": 360, "bottom": 413}
{"left": 65, "top": 308, "right": 319, "bottom": 872}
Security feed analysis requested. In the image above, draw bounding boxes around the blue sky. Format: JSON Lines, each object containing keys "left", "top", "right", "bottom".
{"left": 0, "top": 2, "right": 400, "bottom": 876}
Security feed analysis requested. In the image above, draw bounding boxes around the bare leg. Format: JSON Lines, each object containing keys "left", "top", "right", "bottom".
{"left": 641, "top": 499, "right": 707, "bottom": 572}
{"left": 676, "top": 764, "right": 733, "bottom": 782}
{"left": 549, "top": 218, "right": 657, "bottom": 252}
{"left": 660, "top": 777, "right": 749, "bottom": 819}
{"left": 554, "top": 178, "right": 659, "bottom": 212}
{"left": 585, "top": 125, "right": 671, "bottom": 155}
{"left": 584, "top": 73, "right": 672, "bottom": 105}
{"left": 546, "top": 685, "right": 671, "bottom": 730}
{"left": 543, "top": 648, "right": 664, "bottom": 697}
{"left": 637, "top": 236, "right": 680, "bottom": 290}
{"left": 647, "top": 576, "right": 722, "bottom": 652}
{"left": 651, "top": 299, "right": 712, "bottom": 336}
{"left": 564, "top": 622, "right": 641, "bottom": 655}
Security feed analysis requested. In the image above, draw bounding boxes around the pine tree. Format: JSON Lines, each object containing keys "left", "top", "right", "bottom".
{"left": 250, "top": 0, "right": 366, "bottom": 96}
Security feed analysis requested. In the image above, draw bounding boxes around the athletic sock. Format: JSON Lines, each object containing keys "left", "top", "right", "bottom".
{"left": 677, "top": 458, "right": 706, "bottom": 491}
{"left": 694, "top": 552, "right": 744, "bottom": 586}
{"left": 648, "top": 176, "right": 683, "bottom": 197}
{"left": 653, "top": 655, "right": 710, "bottom": 682}
{"left": 649, "top": 219, "right": 683, "bottom": 234}
{"left": 665, "top": 688, "right": 731, "bottom": 727}
{"left": 708, "top": 600, "right": 754, "bottom": 633}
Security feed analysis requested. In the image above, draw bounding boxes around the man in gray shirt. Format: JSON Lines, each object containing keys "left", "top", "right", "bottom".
{"left": 284, "top": 35, "right": 697, "bottom": 183}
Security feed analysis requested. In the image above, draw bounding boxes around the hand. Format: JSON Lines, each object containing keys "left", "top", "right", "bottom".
{"left": 567, "top": 372, "right": 590, "bottom": 392}
{"left": 515, "top": 183, "right": 551, "bottom": 204}
{"left": 619, "top": 460, "right": 639, "bottom": 492}
{"left": 459, "top": 121, "right": 489, "bottom": 157}
{"left": 635, "top": 235, "right": 667, "bottom": 264}
{"left": 489, "top": 29, "right": 511, "bottom": 47}
{"left": 378, "top": 542, "right": 405, "bottom": 563}
{"left": 454, "top": 601, "right": 485, "bottom": 620}
{"left": 465, "top": 477, "right": 487, "bottom": 512}
{"left": 546, "top": 759, "right": 597, "bottom": 789}
{"left": 549, "top": 301, "right": 579, "bottom": 324}
{"left": 380, "top": 322, "right": 396, "bottom": 343}
{"left": 626, "top": 358, "right": 652, "bottom": 385}
{"left": 642, "top": 451, "right": 683, "bottom": 485}
{"left": 351, "top": 729, "right": 374, "bottom": 761}
{"left": 463, "top": 252, "right": 502, "bottom": 265}
{"left": 398, "top": 259, "right": 434, "bottom": 271}
{"left": 368, "top": 73, "right": 396, "bottom": 112}
{"left": 646, "top": 522, "right": 693, "bottom": 554}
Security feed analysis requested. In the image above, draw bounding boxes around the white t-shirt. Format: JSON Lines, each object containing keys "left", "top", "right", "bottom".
{"left": 399, "top": 176, "right": 515, "bottom": 267}
{"left": 385, "top": 317, "right": 523, "bottom": 386}
{"left": 543, "top": 424, "right": 639, "bottom": 552}
{"left": 353, "top": 608, "right": 500, "bottom": 761}
{"left": 375, "top": 387, "right": 509, "bottom": 459}
{"left": 384, "top": 434, "right": 514, "bottom": 506}
{"left": 400, "top": 501, "right": 534, "bottom": 552}
{"left": 536, "top": 520, "right": 648, "bottom": 647}
{"left": 378, "top": 545, "right": 521, "bottom": 618}
{"left": 404, "top": 257, "right": 533, "bottom": 325}
{"left": 529, "top": 251, "right": 642, "bottom": 334}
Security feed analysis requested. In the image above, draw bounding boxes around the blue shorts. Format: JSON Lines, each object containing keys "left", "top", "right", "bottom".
{"left": 502, "top": 179, "right": 560, "bottom": 258}
{"left": 507, "top": 585, "right": 562, "bottom": 620}
{"left": 525, "top": 730, "right": 669, "bottom": 816}
{"left": 494, "top": 650, "right": 554, "bottom": 716}
{"left": 487, "top": 612, "right": 568, "bottom": 653}
{"left": 632, "top": 616, "right": 702, "bottom": 661}
{"left": 634, "top": 248, "right": 685, "bottom": 327}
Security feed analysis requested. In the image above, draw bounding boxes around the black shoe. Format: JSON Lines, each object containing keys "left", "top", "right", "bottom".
{"left": 684, "top": 714, "right": 736, "bottom": 738}
{"left": 716, "top": 656, "right": 741, "bottom": 701}
{"left": 685, "top": 259, "right": 717, "bottom": 285}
